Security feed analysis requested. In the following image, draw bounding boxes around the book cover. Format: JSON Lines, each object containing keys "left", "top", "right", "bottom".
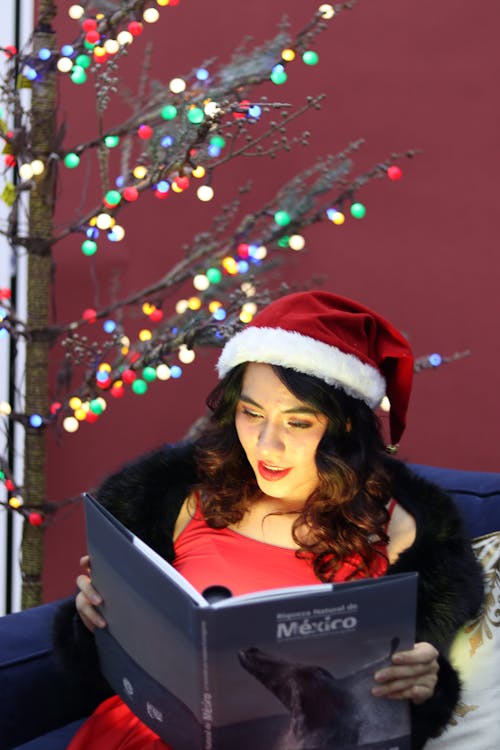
{"left": 85, "top": 493, "right": 418, "bottom": 750}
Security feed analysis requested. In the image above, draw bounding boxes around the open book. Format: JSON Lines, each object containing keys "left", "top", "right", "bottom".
{"left": 84, "top": 492, "right": 418, "bottom": 750}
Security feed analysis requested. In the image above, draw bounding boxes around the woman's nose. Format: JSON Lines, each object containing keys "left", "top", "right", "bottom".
{"left": 257, "top": 421, "right": 284, "bottom": 453}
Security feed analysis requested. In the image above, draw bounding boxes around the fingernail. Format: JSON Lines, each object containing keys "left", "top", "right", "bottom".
{"left": 91, "top": 594, "right": 102, "bottom": 604}
{"left": 372, "top": 686, "right": 384, "bottom": 696}
{"left": 374, "top": 670, "right": 387, "bottom": 682}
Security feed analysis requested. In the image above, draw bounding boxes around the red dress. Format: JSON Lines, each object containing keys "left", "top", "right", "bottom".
{"left": 67, "top": 500, "right": 393, "bottom": 750}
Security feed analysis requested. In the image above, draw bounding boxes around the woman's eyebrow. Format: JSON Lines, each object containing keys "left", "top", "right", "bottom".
{"left": 239, "top": 392, "right": 319, "bottom": 415}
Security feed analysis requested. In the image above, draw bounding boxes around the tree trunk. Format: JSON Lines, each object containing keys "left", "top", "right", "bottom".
{"left": 20, "top": 1, "right": 57, "bottom": 609}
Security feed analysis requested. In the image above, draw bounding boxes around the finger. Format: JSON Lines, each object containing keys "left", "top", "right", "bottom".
{"left": 391, "top": 642, "right": 439, "bottom": 665}
{"left": 76, "top": 589, "right": 107, "bottom": 631}
{"left": 373, "top": 679, "right": 438, "bottom": 704}
{"left": 79, "top": 554, "right": 91, "bottom": 571}
{"left": 375, "top": 658, "right": 439, "bottom": 684}
{"left": 372, "top": 670, "right": 438, "bottom": 702}
{"left": 76, "top": 573, "right": 102, "bottom": 604}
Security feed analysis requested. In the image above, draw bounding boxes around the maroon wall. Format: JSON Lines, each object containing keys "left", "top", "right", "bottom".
{"left": 43, "top": 0, "right": 499, "bottom": 601}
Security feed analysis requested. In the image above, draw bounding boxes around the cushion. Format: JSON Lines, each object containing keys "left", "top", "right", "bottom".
{"left": 410, "top": 464, "right": 500, "bottom": 538}
{"left": 425, "top": 531, "right": 500, "bottom": 748}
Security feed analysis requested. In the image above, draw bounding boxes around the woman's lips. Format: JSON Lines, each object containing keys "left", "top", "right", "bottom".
{"left": 257, "top": 461, "right": 292, "bottom": 482}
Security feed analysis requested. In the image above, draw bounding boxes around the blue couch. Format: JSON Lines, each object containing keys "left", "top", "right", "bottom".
{"left": 1, "top": 463, "right": 499, "bottom": 750}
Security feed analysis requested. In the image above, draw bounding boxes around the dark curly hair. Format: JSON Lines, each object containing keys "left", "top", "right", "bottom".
{"left": 193, "top": 363, "right": 393, "bottom": 581}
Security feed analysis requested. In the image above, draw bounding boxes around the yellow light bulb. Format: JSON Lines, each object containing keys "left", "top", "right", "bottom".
{"left": 69, "top": 396, "right": 82, "bottom": 410}
{"left": 142, "top": 303, "right": 156, "bottom": 315}
{"left": 98, "top": 362, "right": 112, "bottom": 372}
{"left": 208, "top": 300, "right": 222, "bottom": 313}
{"left": 171, "top": 182, "right": 183, "bottom": 193}
{"left": 192, "top": 165, "right": 206, "bottom": 179}
{"left": 9, "top": 496, "right": 23, "bottom": 509}
{"left": 187, "top": 296, "right": 202, "bottom": 310}
{"left": 133, "top": 165, "right": 147, "bottom": 179}
{"left": 281, "top": 48, "right": 296, "bottom": 62}
{"left": 74, "top": 408, "right": 87, "bottom": 421}
{"left": 139, "top": 329, "right": 152, "bottom": 342}
{"left": 332, "top": 211, "right": 345, "bottom": 225}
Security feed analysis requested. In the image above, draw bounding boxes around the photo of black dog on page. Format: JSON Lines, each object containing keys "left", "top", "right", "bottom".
{"left": 238, "top": 638, "right": 406, "bottom": 749}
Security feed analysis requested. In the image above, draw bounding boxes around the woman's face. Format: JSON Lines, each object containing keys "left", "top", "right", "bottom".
{"left": 235, "top": 363, "right": 328, "bottom": 505}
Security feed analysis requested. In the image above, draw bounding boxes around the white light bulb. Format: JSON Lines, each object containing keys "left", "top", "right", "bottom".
{"left": 63, "top": 416, "right": 79, "bottom": 433}
{"left": 197, "top": 185, "right": 214, "bottom": 202}
{"left": 288, "top": 234, "right": 306, "bottom": 251}
{"left": 169, "top": 77, "right": 186, "bottom": 94}
{"left": 57, "top": 57, "right": 74, "bottom": 73}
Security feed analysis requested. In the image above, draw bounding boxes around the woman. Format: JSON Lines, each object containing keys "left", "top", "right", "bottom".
{"left": 54, "top": 291, "right": 483, "bottom": 750}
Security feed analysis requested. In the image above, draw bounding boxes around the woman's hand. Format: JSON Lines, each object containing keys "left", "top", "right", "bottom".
{"left": 372, "top": 642, "right": 439, "bottom": 704}
{"left": 75, "top": 554, "right": 107, "bottom": 632}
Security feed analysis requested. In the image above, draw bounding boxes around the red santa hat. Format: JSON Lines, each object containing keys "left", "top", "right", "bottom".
{"left": 216, "top": 290, "right": 414, "bottom": 446}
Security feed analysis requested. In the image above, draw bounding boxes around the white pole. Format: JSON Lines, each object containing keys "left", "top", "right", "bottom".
{"left": 0, "top": 0, "right": 35, "bottom": 615}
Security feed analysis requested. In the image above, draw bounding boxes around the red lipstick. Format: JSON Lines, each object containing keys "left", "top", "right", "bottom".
{"left": 257, "top": 461, "right": 292, "bottom": 482}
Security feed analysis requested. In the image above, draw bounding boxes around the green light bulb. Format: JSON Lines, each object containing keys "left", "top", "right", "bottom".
{"left": 302, "top": 50, "right": 319, "bottom": 66}
{"left": 350, "top": 202, "right": 367, "bottom": 219}
{"left": 64, "top": 152, "right": 80, "bottom": 169}
{"left": 81, "top": 240, "right": 97, "bottom": 256}
{"left": 274, "top": 210, "right": 291, "bottom": 227}
{"left": 161, "top": 105, "right": 177, "bottom": 120}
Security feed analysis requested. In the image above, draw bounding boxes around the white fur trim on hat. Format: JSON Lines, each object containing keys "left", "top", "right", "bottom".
{"left": 216, "top": 326, "right": 386, "bottom": 408}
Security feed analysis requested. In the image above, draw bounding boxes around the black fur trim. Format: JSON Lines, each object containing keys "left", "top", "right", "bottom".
{"left": 410, "top": 656, "right": 461, "bottom": 749}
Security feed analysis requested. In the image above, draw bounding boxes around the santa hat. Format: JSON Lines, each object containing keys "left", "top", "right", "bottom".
{"left": 216, "top": 290, "right": 414, "bottom": 445}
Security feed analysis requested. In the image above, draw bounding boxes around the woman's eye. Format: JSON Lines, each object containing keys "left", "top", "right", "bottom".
{"left": 288, "top": 421, "right": 312, "bottom": 430}
{"left": 241, "top": 406, "right": 261, "bottom": 419}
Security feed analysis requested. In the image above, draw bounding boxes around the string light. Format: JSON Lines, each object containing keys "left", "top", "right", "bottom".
{"left": 68, "top": 4, "right": 85, "bottom": 20}
{"left": 387, "top": 165, "right": 403, "bottom": 180}
{"left": 274, "top": 210, "right": 291, "bottom": 226}
{"left": 178, "top": 345, "right": 195, "bottom": 364}
{"left": 143, "top": 8, "right": 160, "bottom": 23}
{"left": 318, "top": 4, "right": 335, "bottom": 19}
{"left": 117, "top": 30, "right": 133, "bottom": 45}
{"left": 197, "top": 185, "right": 214, "bottom": 201}
{"left": 288, "top": 234, "right": 305, "bottom": 251}
{"left": 350, "top": 202, "right": 366, "bottom": 219}
{"left": 169, "top": 77, "right": 186, "bottom": 94}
